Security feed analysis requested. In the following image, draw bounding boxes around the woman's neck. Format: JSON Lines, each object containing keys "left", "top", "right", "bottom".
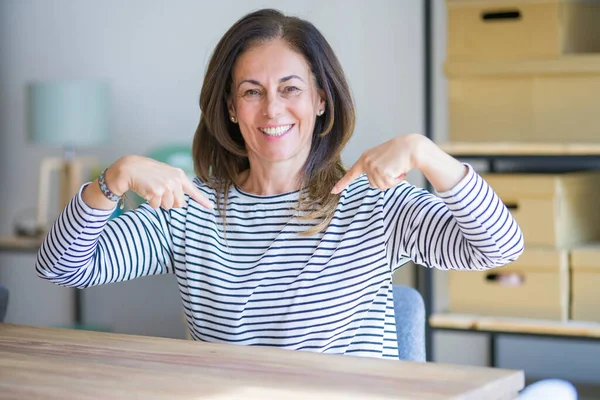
{"left": 236, "top": 167, "right": 303, "bottom": 196}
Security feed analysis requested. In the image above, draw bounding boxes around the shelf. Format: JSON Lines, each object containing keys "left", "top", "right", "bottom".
{"left": 0, "top": 235, "right": 43, "bottom": 252}
{"left": 430, "top": 313, "right": 600, "bottom": 338}
{"left": 439, "top": 142, "right": 600, "bottom": 157}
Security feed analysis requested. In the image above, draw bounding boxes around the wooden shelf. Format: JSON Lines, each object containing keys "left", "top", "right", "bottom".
{"left": 0, "top": 235, "right": 43, "bottom": 252}
{"left": 430, "top": 313, "right": 600, "bottom": 338}
{"left": 439, "top": 142, "right": 600, "bottom": 157}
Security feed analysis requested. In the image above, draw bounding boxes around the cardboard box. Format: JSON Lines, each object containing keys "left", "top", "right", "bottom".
{"left": 447, "top": 56, "right": 600, "bottom": 143}
{"left": 482, "top": 172, "right": 600, "bottom": 247}
{"left": 447, "top": 0, "right": 600, "bottom": 62}
{"left": 449, "top": 248, "right": 569, "bottom": 320}
{"left": 571, "top": 245, "right": 600, "bottom": 322}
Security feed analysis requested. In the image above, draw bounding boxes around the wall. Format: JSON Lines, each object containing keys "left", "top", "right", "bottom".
{"left": 0, "top": 0, "right": 424, "bottom": 337}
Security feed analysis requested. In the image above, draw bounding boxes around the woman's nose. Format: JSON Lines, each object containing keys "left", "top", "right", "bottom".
{"left": 263, "top": 92, "right": 283, "bottom": 119}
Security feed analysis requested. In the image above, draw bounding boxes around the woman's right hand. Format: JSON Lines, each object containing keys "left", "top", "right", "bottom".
{"left": 84, "top": 155, "right": 213, "bottom": 211}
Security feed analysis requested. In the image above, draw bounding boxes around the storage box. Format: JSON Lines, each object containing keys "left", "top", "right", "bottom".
{"left": 447, "top": 56, "right": 600, "bottom": 143}
{"left": 448, "top": 248, "right": 569, "bottom": 320}
{"left": 571, "top": 245, "right": 600, "bottom": 322}
{"left": 447, "top": 0, "right": 600, "bottom": 62}
{"left": 482, "top": 171, "right": 600, "bottom": 247}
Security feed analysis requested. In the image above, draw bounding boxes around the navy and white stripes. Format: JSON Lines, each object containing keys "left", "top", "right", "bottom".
{"left": 36, "top": 164, "right": 523, "bottom": 359}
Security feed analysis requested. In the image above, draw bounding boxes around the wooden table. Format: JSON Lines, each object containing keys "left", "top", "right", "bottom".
{"left": 0, "top": 324, "right": 524, "bottom": 400}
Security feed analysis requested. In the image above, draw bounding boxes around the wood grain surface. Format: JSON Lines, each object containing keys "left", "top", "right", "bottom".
{"left": 0, "top": 324, "right": 524, "bottom": 399}
{"left": 439, "top": 142, "right": 600, "bottom": 156}
{"left": 430, "top": 313, "right": 600, "bottom": 338}
{"left": 0, "top": 235, "right": 43, "bottom": 252}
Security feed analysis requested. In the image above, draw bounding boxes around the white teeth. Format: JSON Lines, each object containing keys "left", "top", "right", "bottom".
{"left": 260, "top": 125, "right": 292, "bottom": 136}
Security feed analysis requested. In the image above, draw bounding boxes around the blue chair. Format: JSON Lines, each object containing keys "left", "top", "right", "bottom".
{"left": 0, "top": 284, "right": 9, "bottom": 322}
{"left": 393, "top": 284, "right": 426, "bottom": 362}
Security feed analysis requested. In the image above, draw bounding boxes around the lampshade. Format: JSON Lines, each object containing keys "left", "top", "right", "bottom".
{"left": 27, "top": 79, "right": 111, "bottom": 148}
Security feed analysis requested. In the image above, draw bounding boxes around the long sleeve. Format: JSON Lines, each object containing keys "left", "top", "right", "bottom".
{"left": 36, "top": 184, "right": 176, "bottom": 288}
{"left": 383, "top": 164, "right": 524, "bottom": 271}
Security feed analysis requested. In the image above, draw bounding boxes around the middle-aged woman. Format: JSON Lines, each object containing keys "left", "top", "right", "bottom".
{"left": 36, "top": 8, "right": 523, "bottom": 360}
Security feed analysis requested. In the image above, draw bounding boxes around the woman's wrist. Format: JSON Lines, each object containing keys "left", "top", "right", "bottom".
{"left": 405, "top": 133, "right": 432, "bottom": 171}
{"left": 412, "top": 136, "right": 467, "bottom": 192}
{"left": 81, "top": 157, "right": 134, "bottom": 210}
{"left": 104, "top": 157, "right": 132, "bottom": 197}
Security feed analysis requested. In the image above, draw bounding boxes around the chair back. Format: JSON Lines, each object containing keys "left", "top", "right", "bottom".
{"left": 0, "top": 284, "right": 9, "bottom": 322}
{"left": 393, "top": 284, "right": 426, "bottom": 362}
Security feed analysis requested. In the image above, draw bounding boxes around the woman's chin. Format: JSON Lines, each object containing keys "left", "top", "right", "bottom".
{"left": 255, "top": 151, "right": 303, "bottom": 164}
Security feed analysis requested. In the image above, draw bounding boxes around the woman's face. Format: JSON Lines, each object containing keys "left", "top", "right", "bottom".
{"left": 228, "top": 39, "right": 325, "bottom": 167}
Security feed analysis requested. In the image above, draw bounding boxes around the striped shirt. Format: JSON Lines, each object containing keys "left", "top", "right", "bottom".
{"left": 36, "top": 164, "right": 523, "bottom": 359}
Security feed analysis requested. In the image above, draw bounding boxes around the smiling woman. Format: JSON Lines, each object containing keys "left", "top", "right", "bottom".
{"left": 194, "top": 10, "right": 354, "bottom": 234}
{"left": 35, "top": 8, "right": 524, "bottom": 361}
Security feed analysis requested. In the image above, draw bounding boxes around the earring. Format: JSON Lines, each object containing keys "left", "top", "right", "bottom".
{"left": 230, "top": 115, "right": 237, "bottom": 123}
{"left": 317, "top": 109, "right": 324, "bottom": 116}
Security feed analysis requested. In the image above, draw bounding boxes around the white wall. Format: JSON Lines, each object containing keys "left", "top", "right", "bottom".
{"left": 0, "top": 0, "right": 424, "bottom": 336}
{"left": 430, "top": 0, "right": 600, "bottom": 385}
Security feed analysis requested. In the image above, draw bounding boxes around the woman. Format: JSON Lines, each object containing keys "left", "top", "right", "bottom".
{"left": 36, "top": 9, "right": 523, "bottom": 359}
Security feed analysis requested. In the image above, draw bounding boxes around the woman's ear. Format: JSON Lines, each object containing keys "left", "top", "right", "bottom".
{"left": 226, "top": 97, "right": 235, "bottom": 119}
{"left": 318, "top": 89, "right": 326, "bottom": 112}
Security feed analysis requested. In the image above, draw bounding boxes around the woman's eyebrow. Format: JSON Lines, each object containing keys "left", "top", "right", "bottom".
{"left": 279, "top": 75, "right": 304, "bottom": 83}
{"left": 238, "top": 75, "right": 305, "bottom": 89}
{"left": 238, "top": 79, "right": 261, "bottom": 88}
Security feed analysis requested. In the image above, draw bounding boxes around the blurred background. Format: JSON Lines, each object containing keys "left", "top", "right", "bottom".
{"left": 1, "top": 0, "right": 600, "bottom": 398}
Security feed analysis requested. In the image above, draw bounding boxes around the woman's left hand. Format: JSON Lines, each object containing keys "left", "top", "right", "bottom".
{"left": 332, "top": 133, "right": 467, "bottom": 194}
{"left": 332, "top": 133, "right": 427, "bottom": 194}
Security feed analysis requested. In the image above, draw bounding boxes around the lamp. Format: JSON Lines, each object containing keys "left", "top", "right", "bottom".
{"left": 27, "top": 79, "right": 111, "bottom": 232}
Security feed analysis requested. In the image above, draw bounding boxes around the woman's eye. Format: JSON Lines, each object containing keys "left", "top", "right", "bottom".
{"left": 243, "top": 89, "right": 261, "bottom": 97}
{"left": 283, "top": 86, "right": 300, "bottom": 93}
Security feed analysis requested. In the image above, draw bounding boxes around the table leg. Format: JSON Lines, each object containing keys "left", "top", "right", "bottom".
{"left": 489, "top": 333, "right": 497, "bottom": 367}
{"left": 74, "top": 289, "right": 82, "bottom": 325}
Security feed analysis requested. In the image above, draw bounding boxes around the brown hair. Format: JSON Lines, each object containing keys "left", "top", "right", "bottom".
{"left": 193, "top": 8, "right": 355, "bottom": 234}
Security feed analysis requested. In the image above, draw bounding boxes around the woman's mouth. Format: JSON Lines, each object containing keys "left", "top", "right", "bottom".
{"left": 259, "top": 124, "right": 294, "bottom": 137}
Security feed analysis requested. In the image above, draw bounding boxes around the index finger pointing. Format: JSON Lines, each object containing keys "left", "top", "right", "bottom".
{"left": 182, "top": 179, "right": 214, "bottom": 209}
{"left": 331, "top": 159, "right": 364, "bottom": 194}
